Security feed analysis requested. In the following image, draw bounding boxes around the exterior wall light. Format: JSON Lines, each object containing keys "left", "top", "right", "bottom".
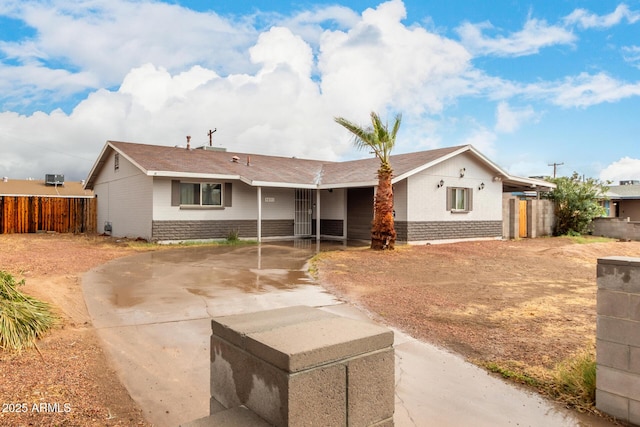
{"left": 460, "top": 168, "right": 466, "bottom": 177}
{"left": 478, "top": 182, "right": 485, "bottom": 190}
{"left": 437, "top": 179, "right": 445, "bottom": 188}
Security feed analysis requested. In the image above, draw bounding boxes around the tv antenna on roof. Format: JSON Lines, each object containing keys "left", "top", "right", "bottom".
{"left": 208, "top": 128, "right": 217, "bottom": 146}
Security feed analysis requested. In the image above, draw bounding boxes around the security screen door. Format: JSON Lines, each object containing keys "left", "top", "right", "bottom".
{"left": 294, "top": 189, "right": 313, "bottom": 236}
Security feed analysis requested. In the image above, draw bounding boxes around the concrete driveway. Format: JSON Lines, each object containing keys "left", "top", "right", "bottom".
{"left": 83, "top": 241, "right": 587, "bottom": 427}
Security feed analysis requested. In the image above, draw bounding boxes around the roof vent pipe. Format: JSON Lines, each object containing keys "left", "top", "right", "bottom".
{"left": 186, "top": 135, "right": 191, "bottom": 150}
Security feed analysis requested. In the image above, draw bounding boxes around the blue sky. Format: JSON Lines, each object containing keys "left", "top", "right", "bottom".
{"left": 0, "top": 0, "right": 639, "bottom": 182}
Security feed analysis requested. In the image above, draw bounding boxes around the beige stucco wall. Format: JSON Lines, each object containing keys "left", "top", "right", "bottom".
{"left": 406, "top": 152, "right": 502, "bottom": 222}
{"left": 93, "top": 151, "right": 153, "bottom": 239}
{"left": 318, "top": 188, "right": 346, "bottom": 220}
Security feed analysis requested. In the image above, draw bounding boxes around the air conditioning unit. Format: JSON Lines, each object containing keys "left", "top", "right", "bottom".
{"left": 45, "top": 174, "right": 65, "bottom": 186}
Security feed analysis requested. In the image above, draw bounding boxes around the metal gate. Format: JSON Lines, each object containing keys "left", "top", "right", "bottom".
{"left": 294, "top": 189, "right": 313, "bottom": 236}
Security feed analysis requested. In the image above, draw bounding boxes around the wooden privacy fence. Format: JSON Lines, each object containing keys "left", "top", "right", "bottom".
{"left": 0, "top": 196, "right": 97, "bottom": 234}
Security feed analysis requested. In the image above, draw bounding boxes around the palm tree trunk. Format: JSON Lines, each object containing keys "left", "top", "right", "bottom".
{"left": 371, "top": 170, "right": 396, "bottom": 250}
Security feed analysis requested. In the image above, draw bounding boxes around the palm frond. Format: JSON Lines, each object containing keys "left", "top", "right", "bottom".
{"left": 334, "top": 111, "right": 402, "bottom": 166}
{"left": 0, "top": 271, "right": 57, "bottom": 351}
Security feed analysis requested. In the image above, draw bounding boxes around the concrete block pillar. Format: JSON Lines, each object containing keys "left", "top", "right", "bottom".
{"left": 596, "top": 257, "right": 640, "bottom": 425}
{"left": 209, "top": 305, "right": 395, "bottom": 427}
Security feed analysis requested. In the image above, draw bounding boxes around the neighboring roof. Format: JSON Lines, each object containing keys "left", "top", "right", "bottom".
{"left": 84, "top": 140, "right": 555, "bottom": 192}
{"left": 0, "top": 179, "right": 94, "bottom": 198}
{"left": 608, "top": 184, "right": 640, "bottom": 199}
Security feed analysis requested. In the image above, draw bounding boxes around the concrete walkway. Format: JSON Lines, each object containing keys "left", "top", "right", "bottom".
{"left": 82, "top": 242, "right": 596, "bottom": 427}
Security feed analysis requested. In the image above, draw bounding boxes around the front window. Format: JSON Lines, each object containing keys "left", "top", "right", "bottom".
{"left": 180, "top": 182, "right": 222, "bottom": 206}
{"left": 448, "top": 187, "right": 472, "bottom": 212}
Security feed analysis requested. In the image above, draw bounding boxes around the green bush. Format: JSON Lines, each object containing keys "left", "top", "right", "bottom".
{"left": 0, "top": 271, "right": 57, "bottom": 351}
{"left": 545, "top": 172, "right": 608, "bottom": 236}
{"left": 226, "top": 229, "right": 240, "bottom": 242}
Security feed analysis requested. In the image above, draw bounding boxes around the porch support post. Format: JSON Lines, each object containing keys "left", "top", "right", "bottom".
{"left": 316, "top": 189, "right": 321, "bottom": 241}
{"left": 257, "top": 186, "right": 262, "bottom": 242}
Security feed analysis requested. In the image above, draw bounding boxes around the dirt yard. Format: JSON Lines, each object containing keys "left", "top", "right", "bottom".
{"left": 1, "top": 234, "right": 639, "bottom": 426}
{"left": 314, "top": 236, "right": 640, "bottom": 415}
{"left": 0, "top": 234, "right": 155, "bottom": 426}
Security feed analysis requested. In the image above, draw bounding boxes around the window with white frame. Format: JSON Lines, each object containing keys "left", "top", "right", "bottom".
{"left": 114, "top": 153, "right": 119, "bottom": 171}
{"left": 447, "top": 187, "right": 473, "bottom": 212}
{"left": 180, "top": 182, "right": 222, "bottom": 206}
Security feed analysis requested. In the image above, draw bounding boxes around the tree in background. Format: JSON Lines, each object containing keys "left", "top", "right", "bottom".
{"left": 545, "top": 172, "right": 609, "bottom": 236}
{"left": 334, "top": 112, "right": 402, "bottom": 250}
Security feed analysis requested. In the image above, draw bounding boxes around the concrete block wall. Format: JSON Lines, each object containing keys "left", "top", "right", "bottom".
{"left": 502, "top": 196, "right": 519, "bottom": 239}
{"left": 527, "top": 199, "right": 555, "bottom": 238}
{"left": 593, "top": 218, "right": 640, "bottom": 241}
{"left": 596, "top": 257, "right": 640, "bottom": 425}
{"left": 502, "top": 196, "right": 555, "bottom": 239}
{"left": 209, "top": 306, "right": 395, "bottom": 426}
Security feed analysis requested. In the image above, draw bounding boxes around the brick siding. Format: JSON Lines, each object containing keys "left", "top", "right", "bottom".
{"left": 395, "top": 220, "right": 502, "bottom": 242}
{"left": 311, "top": 219, "right": 344, "bottom": 237}
{"left": 152, "top": 219, "right": 294, "bottom": 241}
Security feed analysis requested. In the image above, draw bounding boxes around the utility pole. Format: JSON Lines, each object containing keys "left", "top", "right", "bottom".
{"left": 548, "top": 162, "right": 564, "bottom": 178}
{"left": 207, "top": 128, "right": 217, "bottom": 146}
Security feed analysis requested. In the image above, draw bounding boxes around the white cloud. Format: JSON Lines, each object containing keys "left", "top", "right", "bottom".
{"left": 600, "top": 157, "right": 640, "bottom": 183}
{"left": 319, "top": 0, "right": 472, "bottom": 117}
{"left": 119, "top": 64, "right": 219, "bottom": 112}
{"left": 250, "top": 27, "right": 314, "bottom": 79}
{"left": 0, "top": 0, "right": 257, "bottom": 105}
{"left": 495, "top": 102, "right": 537, "bottom": 133}
{"left": 456, "top": 18, "right": 575, "bottom": 57}
{"left": 564, "top": 4, "right": 640, "bottom": 29}
{"left": 545, "top": 72, "right": 640, "bottom": 108}
{"left": 459, "top": 127, "right": 497, "bottom": 157}
{"left": 276, "top": 5, "right": 360, "bottom": 47}
{"left": 622, "top": 45, "right": 640, "bottom": 69}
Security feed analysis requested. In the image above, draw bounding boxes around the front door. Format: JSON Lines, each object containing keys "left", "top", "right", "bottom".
{"left": 294, "top": 189, "right": 312, "bottom": 237}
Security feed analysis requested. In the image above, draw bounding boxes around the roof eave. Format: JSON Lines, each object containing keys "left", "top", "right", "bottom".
{"left": 250, "top": 181, "right": 317, "bottom": 189}
{"left": 148, "top": 171, "right": 242, "bottom": 181}
{"left": 318, "top": 180, "right": 377, "bottom": 189}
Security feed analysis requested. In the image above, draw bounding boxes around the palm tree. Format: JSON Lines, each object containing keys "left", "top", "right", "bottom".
{"left": 335, "top": 111, "right": 402, "bottom": 250}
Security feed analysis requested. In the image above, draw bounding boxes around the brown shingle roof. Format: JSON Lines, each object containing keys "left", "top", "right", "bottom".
{"left": 102, "top": 141, "right": 468, "bottom": 189}
{"left": 320, "top": 146, "right": 466, "bottom": 186}
{"left": 110, "top": 141, "right": 329, "bottom": 186}
{"left": 0, "top": 179, "right": 94, "bottom": 197}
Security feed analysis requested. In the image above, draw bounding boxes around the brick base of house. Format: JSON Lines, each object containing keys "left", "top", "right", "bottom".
{"left": 395, "top": 220, "right": 503, "bottom": 242}
{"left": 152, "top": 219, "right": 295, "bottom": 241}
{"left": 151, "top": 219, "right": 501, "bottom": 242}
